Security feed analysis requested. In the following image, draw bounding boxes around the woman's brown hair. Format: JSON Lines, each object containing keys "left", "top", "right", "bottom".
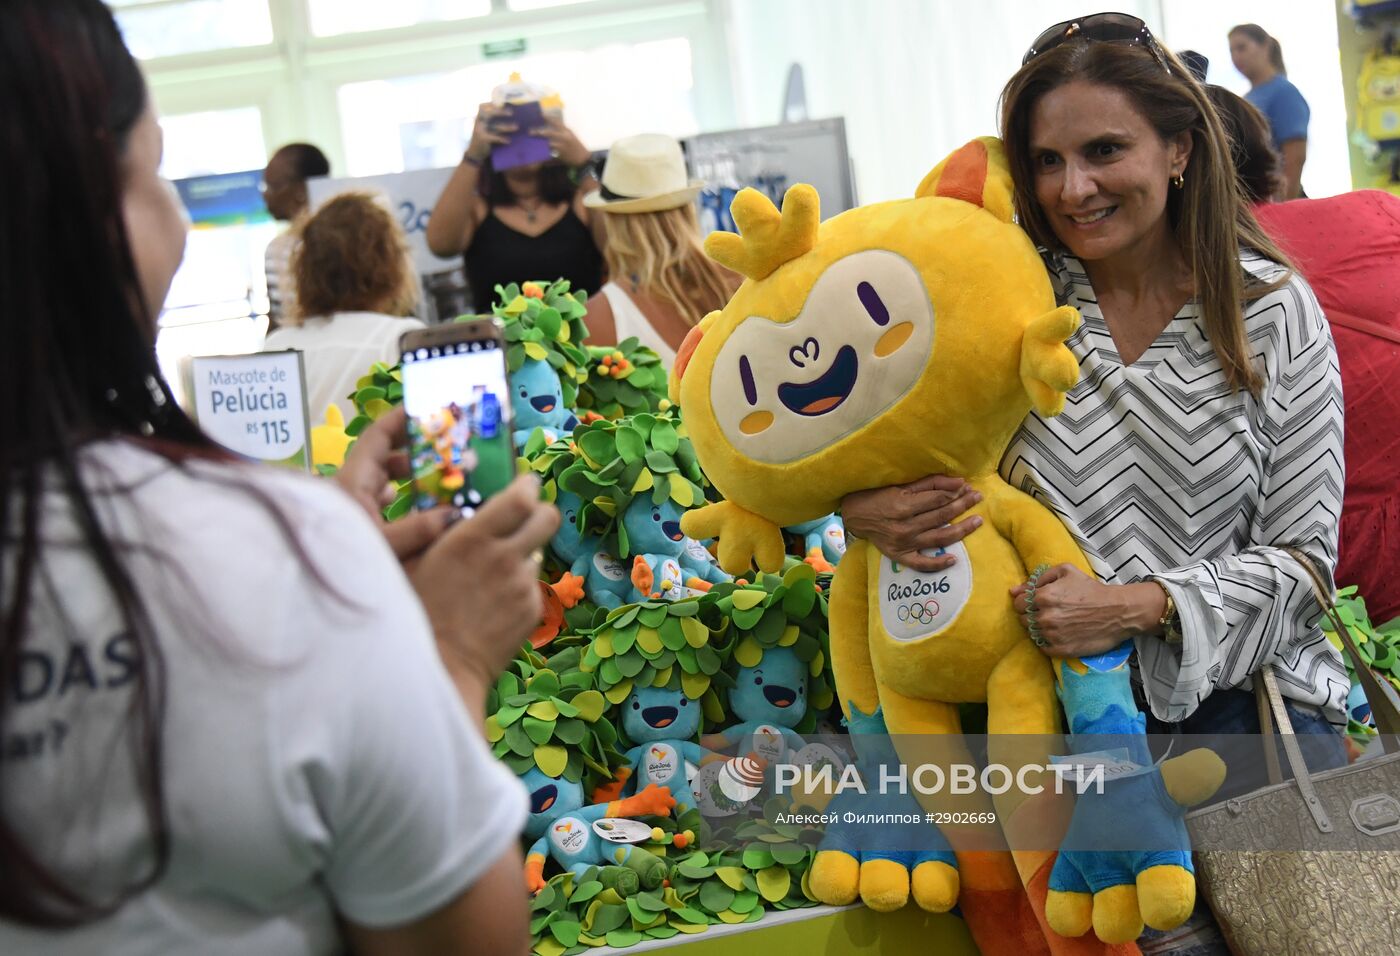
{"left": 1000, "top": 40, "right": 1291, "bottom": 396}
{"left": 601, "top": 203, "right": 738, "bottom": 328}
{"left": 291, "top": 192, "right": 419, "bottom": 322}
{"left": 1205, "top": 85, "right": 1282, "bottom": 204}
{"left": 1230, "top": 23, "right": 1286, "bottom": 76}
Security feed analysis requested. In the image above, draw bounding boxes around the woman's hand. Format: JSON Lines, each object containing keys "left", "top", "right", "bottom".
{"left": 335, "top": 407, "right": 560, "bottom": 691}
{"left": 532, "top": 116, "right": 592, "bottom": 168}
{"left": 1011, "top": 565, "right": 1165, "bottom": 658}
{"left": 411, "top": 476, "right": 559, "bottom": 690}
{"left": 466, "top": 102, "right": 513, "bottom": 162}
{"left": 336, "top": 405, "right": 456, "bottom": 564}
{"left": 841, "top": 475, "right": 983, "bottom": 573}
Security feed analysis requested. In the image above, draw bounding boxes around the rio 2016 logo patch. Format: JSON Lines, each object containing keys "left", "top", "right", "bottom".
{"left": 645, "top": 743, "right": 678, "bottom": 783}
{"left": 878, "top": 541, "right": 973, "bottom": 641}
{"left": 548, "top": 816, "right": 589, "bottom": 856}
{"left": 593, "top": 552, "right": 627, "bottom": 581}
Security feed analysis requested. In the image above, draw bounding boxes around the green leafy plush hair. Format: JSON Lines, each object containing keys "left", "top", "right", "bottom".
{"left": 576, "top": 338, "right": 671, "bottom": 420}
{"left": 1320, "top": 585, "right": 1400, "bottom": 744}
{"left": 701, "top": 562, "right": 836, "bottom": 734}
{"left": 582, "top": 597, "right": 734, "bottom": 718}
{"left": 527, "top": 410, "right": 709, "bottom": 558}
{"left": 485, "top": 644, "right": 626, "bottom": 789}
{"left": 494, "top": 279, "right": 591, "bottom": 408}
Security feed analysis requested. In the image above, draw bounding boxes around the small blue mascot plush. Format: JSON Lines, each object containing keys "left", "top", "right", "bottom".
{"left": 550, "top": 488, "right": 632, "bottom": 609}
{"left": 520, "top": 767, "right": 676, "bottom": 896}
{"left": 702, "top": 644, "right": 808, "bottom": 767}
{"left": 511, "top": 357, "right": 578, "bottom": 447}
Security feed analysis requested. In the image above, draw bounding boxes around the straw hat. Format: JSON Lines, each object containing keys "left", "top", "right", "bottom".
{"left": 583, "top": 133, "right": 703, "bottom": 214}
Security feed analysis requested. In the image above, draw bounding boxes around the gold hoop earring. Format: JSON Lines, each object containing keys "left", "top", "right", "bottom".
{"left": 1171, "top": 173, "right": 1185, "bottom": 189}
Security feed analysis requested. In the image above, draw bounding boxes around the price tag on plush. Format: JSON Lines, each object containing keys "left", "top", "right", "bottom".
{"left": 190, "top": 351, "right": 312, "bottom": 471}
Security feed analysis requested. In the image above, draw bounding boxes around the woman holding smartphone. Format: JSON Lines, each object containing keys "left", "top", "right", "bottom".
{"left": 0, "top": 3, "right": 554, "bottom": 953}
{"left": 427, "top": 101, "right": 606, "bottom": 312}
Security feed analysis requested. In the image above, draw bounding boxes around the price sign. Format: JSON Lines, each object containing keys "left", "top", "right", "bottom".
{"left": 189, "top": 351, "right": 311, "bottom": 471}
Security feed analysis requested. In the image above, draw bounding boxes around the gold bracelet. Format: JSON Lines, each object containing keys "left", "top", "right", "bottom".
{"left": 1153, "top": 580, "right": 1182, "bottom": 645}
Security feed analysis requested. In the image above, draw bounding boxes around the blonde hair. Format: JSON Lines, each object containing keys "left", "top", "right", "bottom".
{"left": 290, "top": 192, "right": 419, "bottom": 324}
{"left": 601, "top": 204, "right": 738, "bottom": 328}
{"left": 1001, "top": 41, "right": 1292, "bottom": 396}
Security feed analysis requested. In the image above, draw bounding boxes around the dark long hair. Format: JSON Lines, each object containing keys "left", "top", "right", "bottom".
{"left": 480, "top": 159, "right": 578, "bottom": 207}
{"left": 1206, "top": 85, "right": 1282, "bottom": 203}
{"left": 1000, "top": 39, "right": 1291, "bottom": 397}
{"left": 0, "top": 0, "right": 212, "bottom": 926}
{"left": 1230, "top": 23, "right": 1286, "bottom": 76}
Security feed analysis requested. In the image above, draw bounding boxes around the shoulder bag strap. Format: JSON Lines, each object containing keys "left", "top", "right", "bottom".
{"left": 1257, "top": 664, "right": 1333, "bottom": 832}
{"left": 1283, "top": 547, "right": 1400, "bottom": 748}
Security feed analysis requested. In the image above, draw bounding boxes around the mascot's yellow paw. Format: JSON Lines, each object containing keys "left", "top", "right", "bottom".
{"left": 858, "top": 858, "right": 911, "bottom": 913}
{"left": 1046, "top": 889, "right": 1093, "bottom": 938}
{"left": 1137, "top": 864, "right": 1196, "bottom": 931}
{"left": 1161, "top": 748, "right": 1227, "bottom": 807}
{"left": 1092, "top": 884, "right": 1144, "bottom": 945}
{"left": 680, "top": 501, "right": 785, "bottom": 575}
{"left": 910, "top": 860, "right": 959, "bottom": 913}
{"left": 808, "top": 850, "right": 860, "bottom": 906}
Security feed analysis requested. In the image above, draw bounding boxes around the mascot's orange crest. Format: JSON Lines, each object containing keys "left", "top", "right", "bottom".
{"left": 673, "top": 137, "right": 1081, "bottom": 573}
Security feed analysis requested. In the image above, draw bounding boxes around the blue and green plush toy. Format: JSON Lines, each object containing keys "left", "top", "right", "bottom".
{"left": 702, "top": 643, "right": 809, "bottom": 769}
{"left": 785, "top": 515, "right": 846, "bottom": 570}
{"left": 521, "top": 768, "right": 677, "bottom": 895}
{"left": 623, "top": 498, "right": 732, "bottom": 604}
{"left": 550, "top": 488, "right": 632, "bottom": 609}
{"left": 511, "top": 357, "right": 578, "bottom": 447}
{"left": 618, "top": 680, "right": 730, "bottom": 818}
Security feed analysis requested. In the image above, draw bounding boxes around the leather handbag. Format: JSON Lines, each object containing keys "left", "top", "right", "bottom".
{"left": 1185, "top": 550, "right": 1400, "bottom": 955}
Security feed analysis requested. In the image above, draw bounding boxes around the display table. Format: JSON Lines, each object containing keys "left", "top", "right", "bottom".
{"left": 588, "top": 905, "right": 980, "bottom": 954}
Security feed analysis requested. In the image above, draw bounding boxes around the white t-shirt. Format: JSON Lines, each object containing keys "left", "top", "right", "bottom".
{"left": 0, "top": 441, "right": 527, "bottom": 954}
{"left": 263, "top": 312, "right": 425, "bottom": 425}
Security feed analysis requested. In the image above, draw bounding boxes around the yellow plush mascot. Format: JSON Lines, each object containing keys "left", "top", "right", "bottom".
{"left": 672, "top": 138, "right": 1221, "bottom": 955}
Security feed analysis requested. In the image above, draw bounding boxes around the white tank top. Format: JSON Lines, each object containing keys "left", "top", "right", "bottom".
{"left": 599, "top": 282, "right": 678, "bottom": 367}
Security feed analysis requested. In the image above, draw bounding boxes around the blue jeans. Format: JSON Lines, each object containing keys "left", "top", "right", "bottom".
{"left": 1139, "top": 686, "right": 1347, "bottom": 803}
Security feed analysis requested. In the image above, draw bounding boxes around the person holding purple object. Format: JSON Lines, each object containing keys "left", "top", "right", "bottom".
{"left": 428, "top": 95, "right": 605, "bottom": 313}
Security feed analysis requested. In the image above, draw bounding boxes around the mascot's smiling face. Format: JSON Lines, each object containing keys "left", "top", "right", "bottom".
{"left": 673, "top": 137, "right": 1080, "bottom": 527}
{"left": 710, "top": 250, "right": 935, "bottom": 464}
{"left": 623, "top": 680, "right": 701, "bottom": 743}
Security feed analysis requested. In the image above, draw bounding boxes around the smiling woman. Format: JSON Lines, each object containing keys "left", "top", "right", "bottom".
{"left": 842, "top": 8, "right": 1348, "bottom": 795}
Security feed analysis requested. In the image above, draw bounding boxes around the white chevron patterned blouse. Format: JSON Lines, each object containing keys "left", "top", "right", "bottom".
{"left": 1002, "top": 252, "right": 1349, "bottom": 726}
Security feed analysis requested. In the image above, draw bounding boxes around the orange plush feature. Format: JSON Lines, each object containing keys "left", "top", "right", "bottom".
{"left": 671, "top": 138, "right": 1149, "bottom": 956}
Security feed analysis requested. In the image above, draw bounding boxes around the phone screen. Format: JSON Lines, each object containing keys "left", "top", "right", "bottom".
{"left": 401, "top": 337, "right": 515, "bottom": 513}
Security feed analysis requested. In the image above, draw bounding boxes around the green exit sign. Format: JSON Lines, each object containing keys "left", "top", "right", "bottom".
{"left": 483, "top": 38, "right": 527, "bottom": 58}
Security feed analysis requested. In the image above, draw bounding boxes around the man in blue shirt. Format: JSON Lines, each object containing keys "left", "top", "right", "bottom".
{"left": 1230, "top": 23, "right": 1309, "bottom": 198}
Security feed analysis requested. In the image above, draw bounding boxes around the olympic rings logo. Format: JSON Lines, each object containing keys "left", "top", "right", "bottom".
{"left": 896, "top": 599, "right": 942, "bottom": 623}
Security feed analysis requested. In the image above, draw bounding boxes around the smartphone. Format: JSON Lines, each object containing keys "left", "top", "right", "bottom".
{"left": 400, "top": 320, "right": 515, "bottom": 515}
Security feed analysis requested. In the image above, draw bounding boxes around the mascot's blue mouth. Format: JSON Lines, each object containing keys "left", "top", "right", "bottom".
{"left": 778, "top": 345, "right": 858, "bottom": 416}
{"left": 531, "top": 784, "right": 558, "bottom": 814}
{"left": 662, "top": 521, "right": 684, "bottom": 542}
{"left": 763, "top": 685, "right": 796, "bottom": 708}
{"left": 644, "top": 706, "right": 678, "bottom": 728}
{"left": 530, "top": 395, "right": 557, "bottom": 413}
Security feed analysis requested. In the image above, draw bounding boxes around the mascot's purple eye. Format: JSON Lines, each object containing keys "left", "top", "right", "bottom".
{"left": 857, "top": 281, "right": 889, "bottom": 326}
{"left": 632, "top": 700, "right": 641, "bottom": 709}
{"left": 739, "top": 355, "right": 758, "bottom": 406}
{"left": 680, "top": 698, "right": 688, "bottom": 707}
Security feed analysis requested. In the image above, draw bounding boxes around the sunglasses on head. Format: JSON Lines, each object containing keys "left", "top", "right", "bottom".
{"left": 1022, "top": 11, "right": 1171, "bottom": 74}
